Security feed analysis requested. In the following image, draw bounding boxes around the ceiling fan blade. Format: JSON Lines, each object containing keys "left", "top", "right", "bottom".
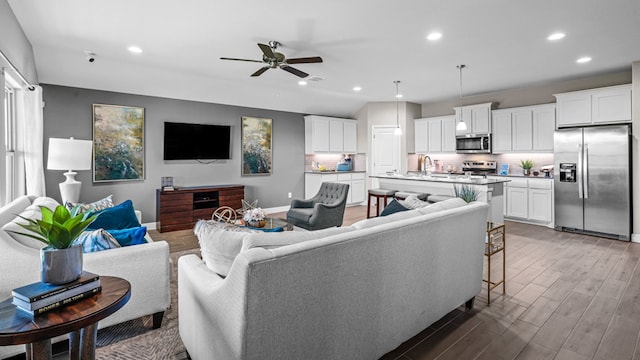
{"left": 285, "top": 56, "right": 323, "bottom": 64}
{"left": 280, "top": 65, "right": 308, "bottom": 78}
{"left": 257, "top": 43, "right": 275, "bottom": 59}
{"left": 220, "top": 57, "right": 264, "bottom": 63}
{"left": 251, "top": 66, "right": 270, "bottom": 77}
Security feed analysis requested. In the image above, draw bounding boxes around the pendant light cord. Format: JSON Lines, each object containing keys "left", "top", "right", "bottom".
{"left": 395, "top": 80, "right": 400, "bottom": 128}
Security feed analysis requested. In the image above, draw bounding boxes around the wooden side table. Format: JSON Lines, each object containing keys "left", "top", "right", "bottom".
{"left": 0, "top": 276, "right": 131, "bottom": 360}
{"left": 484, "top": 222, "right": 506, "bottom": 305}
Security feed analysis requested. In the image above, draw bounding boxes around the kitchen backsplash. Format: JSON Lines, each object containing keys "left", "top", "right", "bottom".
{"left": 305, "top": 153, "right": 366, "bottom": 172}
{"left": 407, "top": 153, "right": 554, "bottom": 176}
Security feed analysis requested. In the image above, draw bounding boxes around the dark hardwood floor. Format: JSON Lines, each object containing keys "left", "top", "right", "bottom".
{"left": 151, "top": 206, "right": 640, "bottom": 360}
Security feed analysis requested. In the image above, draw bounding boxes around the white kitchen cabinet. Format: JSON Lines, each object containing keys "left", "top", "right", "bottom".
{"left": 454, "top": 102, "right": 492, "bottom": 135}
{"left": 532, "top": 105, "right": 556, "bottom": 151}
{"left": 305, "top": 172, "right": 365, "bottom": 205}
{"left": 305, "top": 115, "right": 358, "bottom": 154}
{"left": 343, "top": 121, "right": 358, "bottom": 153}
{"left": 491, "top": 104, "right": 555, "bottom": 153}
{"left": 492, "top": 112, "right": 512, "bottom": 153}
{"left": 555, "top": 84, "right": 631, "bottom": 128}
{"left": 414, "top": 116, "right": 456, "bottom": 154}
{"left": 504, "top": 177, "right": 553, "bottom": 227}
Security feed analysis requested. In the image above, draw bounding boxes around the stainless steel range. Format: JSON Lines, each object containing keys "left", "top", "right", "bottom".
{"left": 462, "top": 160, "right": 497, "bottom": 176}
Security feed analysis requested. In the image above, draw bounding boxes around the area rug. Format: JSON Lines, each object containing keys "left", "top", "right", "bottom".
{"left": 92, "top": 249, "right": 199, "bottom": 360}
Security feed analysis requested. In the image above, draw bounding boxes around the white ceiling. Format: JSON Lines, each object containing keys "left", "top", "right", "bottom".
{"left": 7, "top": 0, "right": 640, "bottom": 117}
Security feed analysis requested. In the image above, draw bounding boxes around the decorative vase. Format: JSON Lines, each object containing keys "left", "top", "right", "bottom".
{"left": 41, "top": 245, "right": 83, "bottom": 285}
{"left": 248, "top": 219, "right": 266, "bottom": 228}
{"left": 523, "top": 169, "right": 531, "bottom": 176}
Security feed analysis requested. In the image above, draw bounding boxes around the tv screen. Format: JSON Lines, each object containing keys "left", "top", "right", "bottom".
{"left": 163, "top": 122, "right": 231, "bottom": 160}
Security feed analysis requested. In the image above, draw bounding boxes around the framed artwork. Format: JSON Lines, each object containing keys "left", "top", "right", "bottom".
{"left": 241, "top": 116, "right": 272, "bottom": 175}
{"left": 92, "top": 104, "right": 145, "bottom": 182}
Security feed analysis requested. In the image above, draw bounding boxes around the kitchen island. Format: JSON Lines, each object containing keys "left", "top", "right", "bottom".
{"left": 370, "top": 173, "right": 510, "bottom": 223}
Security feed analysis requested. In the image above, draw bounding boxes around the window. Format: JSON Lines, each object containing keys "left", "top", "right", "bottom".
{"left": 2, "top": 75, "right": 17, "bottom": 205}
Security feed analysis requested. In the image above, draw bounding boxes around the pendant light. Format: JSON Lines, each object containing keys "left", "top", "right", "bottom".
{"left": 456, "top": 65, "right": 467, "bottom": 131}
{"left": 394, "top": 80, "right": 402, "bottom": 136}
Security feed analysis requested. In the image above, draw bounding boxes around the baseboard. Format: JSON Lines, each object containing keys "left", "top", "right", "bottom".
{"left": 632, "top": 234, "right": 640, "bottom": 243}
{"left": 142, "top": 221, "right": 157, "bottom": 231}
{"left": 264, "top": 205, "right": 291, "bottom": 214}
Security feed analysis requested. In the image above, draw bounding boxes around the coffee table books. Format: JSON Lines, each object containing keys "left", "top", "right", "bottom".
{"left": 12, "top": 271, "right": 101, "bottom": 316}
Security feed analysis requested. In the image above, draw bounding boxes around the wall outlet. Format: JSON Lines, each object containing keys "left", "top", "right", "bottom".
{"left": 287, "top": 192, "right": 292, "bottom": 199}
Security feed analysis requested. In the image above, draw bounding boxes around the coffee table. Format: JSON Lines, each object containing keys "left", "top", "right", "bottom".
{"left": 0, "top": 276, "right": 131, "bottom": 360}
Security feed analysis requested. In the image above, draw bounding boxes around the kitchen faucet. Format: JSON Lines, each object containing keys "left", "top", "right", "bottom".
{"left": 423, "top": 155, "right": 433, "bottom": 175}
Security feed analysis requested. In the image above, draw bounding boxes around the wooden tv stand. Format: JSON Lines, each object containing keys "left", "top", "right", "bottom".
{"left": 156, "top": 185, "right": 244, "bottom": 232}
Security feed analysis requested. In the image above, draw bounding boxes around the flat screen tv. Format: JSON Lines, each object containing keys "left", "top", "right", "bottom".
{"left": 163, "top": 122, "right": 231, "bottom": 160}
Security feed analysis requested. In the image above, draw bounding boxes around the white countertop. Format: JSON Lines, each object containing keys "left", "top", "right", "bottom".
{"left": 370, "top": 173, "right": 510, "bottom": 185}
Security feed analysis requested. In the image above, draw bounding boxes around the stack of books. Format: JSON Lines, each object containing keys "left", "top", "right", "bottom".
{"left": 12, "top": 271, "right": 102, "bottom": 316}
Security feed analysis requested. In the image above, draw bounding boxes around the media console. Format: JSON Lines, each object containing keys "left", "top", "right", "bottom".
{"left": 156, "top": 185, "right": 245, "bottom": 232}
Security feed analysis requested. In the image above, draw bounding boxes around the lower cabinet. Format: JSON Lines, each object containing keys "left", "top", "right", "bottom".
{"left": 305, "top": 172, "right": 365, "bottom": 205}
{"left": 502, "top": 177, "right": 553, "bottom": 227}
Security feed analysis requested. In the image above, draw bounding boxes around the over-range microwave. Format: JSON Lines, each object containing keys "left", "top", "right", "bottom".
{"left": 456, "top": 134, "right": 491, "bottom": 154}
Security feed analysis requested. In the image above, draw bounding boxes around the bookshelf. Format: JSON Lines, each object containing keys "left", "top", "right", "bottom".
{"left": 156, "top": 185, "right": 244, "bottom": 232}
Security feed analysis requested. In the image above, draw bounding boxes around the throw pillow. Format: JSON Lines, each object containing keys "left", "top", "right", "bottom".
{"left": 400, "top": 194, "right": 430, "bottom": 210}
{"left": 86, "top": 200, "right": 141, "bottom": 230}
{"left": 106, "top": 226, "right": 148, "bottom": 246}
{"left": 2, "top": 196, "right": 61, "bottom": 249}
{"left": 380, "top": 200, "right": 410, "bottom": 216}
{"left": 73, "top": 229, "right": 121, "bottom": 253}
{"left": 195, "top": 220, "right": 257, "bottom": 277}
{"left": 65, "top": 194, "right": 114, "bottom": 213}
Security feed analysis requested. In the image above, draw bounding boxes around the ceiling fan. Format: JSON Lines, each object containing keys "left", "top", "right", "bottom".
{"left": 220, "top": 40, "right": 323, "bottom": 78}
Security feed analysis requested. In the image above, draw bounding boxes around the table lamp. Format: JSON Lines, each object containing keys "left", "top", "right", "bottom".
{"left": 47, "top": 137, "right": 93, "bottom": 205}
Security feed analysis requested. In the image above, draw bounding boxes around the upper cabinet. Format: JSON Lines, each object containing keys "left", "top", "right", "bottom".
{"left": 491, "top": 104, "right": 556, "bottom": 153}
{"left": 554, "top": 84, "right": 631, "bottom": 128}
{"left": 305, "top": 115, "right": 358, "bottom": 154}
{"left": 453, "top": 102, "right": 492, "bottom": 135}
{"left": 414, "top": 115, "right": 456, "bottom": 154}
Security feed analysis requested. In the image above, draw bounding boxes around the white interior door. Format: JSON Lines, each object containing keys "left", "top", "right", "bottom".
{"left": 372, "top": 127, "right": 401, "bottom": 187}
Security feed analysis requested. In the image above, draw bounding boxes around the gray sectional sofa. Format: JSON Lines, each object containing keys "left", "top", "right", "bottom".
{"left": 179, "top": 198, "right": 489, "bottom": 360}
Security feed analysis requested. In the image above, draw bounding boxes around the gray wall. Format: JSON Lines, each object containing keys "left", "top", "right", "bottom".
{"left": 0, "top": 0, "right": 38, "bottom": 84}
{"left": 42, "top": 84, "right": 305, "bottom": 223}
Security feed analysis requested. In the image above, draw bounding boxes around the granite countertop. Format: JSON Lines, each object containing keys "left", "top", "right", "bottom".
{"left": 370, "top": 173, "right": 511, "bottom": 185}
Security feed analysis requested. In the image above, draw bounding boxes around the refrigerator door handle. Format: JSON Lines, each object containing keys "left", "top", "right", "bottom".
{"left": 583, "top": 144, "right": 589, "bottom": 199}
{"left": 577, "top": 144, "right": 583, "bottom": 199}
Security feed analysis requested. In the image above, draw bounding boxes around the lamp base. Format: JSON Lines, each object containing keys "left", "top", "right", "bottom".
{"left": 59, "top": 171, "right": 82, "bottom": 205}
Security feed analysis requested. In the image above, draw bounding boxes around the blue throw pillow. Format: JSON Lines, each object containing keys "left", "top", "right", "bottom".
{"left": 106, "top": 226, "right": 148, "bottom": 247}
{"left": 380, "top": 200, "right": 410, "bottom": 216}
{"left": 87, "top": 200, "right": 141, "bottom": 230}
{"left": 73, "top": 229, "right": 121, "bottom": 253}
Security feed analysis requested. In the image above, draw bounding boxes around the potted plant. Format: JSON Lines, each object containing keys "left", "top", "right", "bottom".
{"left": 9, "top": 205, "right": 98, "bottom": 285}
{"left": 454, "top": 184, "right": 479, "bottom": 203}
{"left": 243, "top": 207, "right": 267, "bottom": 228}
{"left": 520, "top": 159, "right": 534, "bottom": 176}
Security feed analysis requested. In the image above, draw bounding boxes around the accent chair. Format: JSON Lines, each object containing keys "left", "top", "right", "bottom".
{"left": 286, "top": 182, "right": 349, "bottom": 230}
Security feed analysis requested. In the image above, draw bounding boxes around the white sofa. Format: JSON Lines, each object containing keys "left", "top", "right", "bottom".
{"left": 0, "top": 196, "right": 171, "bottom": 359}
{"left": 179, "top": 199, "right": 489, "bottom": 360}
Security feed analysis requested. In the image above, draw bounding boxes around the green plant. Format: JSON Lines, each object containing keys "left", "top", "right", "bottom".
{"left": 520, "top": 159, "right": 534, "bottom": 170}
{"left": 8, "top": 205, "right": 98, "bottom": 249}
{"left": 454, "top": 184, "right": 479, "bottom": 203}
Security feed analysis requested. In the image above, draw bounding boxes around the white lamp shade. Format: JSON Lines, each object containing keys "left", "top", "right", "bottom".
{"left": 456, "top": 120, "right": 467, "bottom": 131}
{"left": 47, "top": 138, "right": 93, "bottom": 171}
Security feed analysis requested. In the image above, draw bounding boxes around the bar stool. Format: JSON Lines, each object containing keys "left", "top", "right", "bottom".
{"left": 394, "top": 191, "right": 428, "bottom": 201}
{"left": 367, "top": 189, "right": 397, "bottom": 218}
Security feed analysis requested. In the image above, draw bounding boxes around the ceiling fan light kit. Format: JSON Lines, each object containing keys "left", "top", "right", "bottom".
{"left": 221, "top": 40, "right": 323, "bottom": 78}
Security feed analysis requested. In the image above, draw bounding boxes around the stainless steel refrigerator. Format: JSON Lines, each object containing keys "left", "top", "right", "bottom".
{"left": 554, "top": 124, "right": 631, "bottom": 240}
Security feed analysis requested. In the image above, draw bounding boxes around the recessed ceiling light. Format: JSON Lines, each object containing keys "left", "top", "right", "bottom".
{"left": 426, "top": 32, "right": 442, "bottom": 41}
{"left": 395, "top": 94, "right": 403, "bottom": 98}
{"left": 547, "top": 32, "right": 566, "bottom": 41}
{"left": 353, "top": 86, "right": 362, "bottom": 92}
{"left": 128, "top": 46, "right": 143, "bottom": 54}
{"left": 298, "top": 80, "right": 307, "bottom": 86}
{"left": 576, "top": 56, "right": 592, "bottom": 64}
